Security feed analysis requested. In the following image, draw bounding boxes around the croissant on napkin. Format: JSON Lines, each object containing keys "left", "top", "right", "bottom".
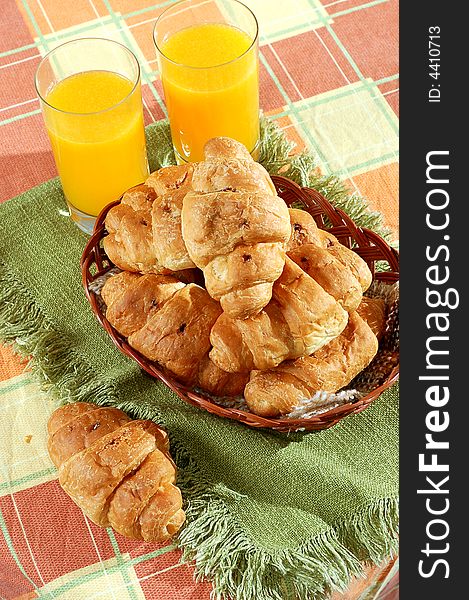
{"left": 47, "top": 402, "right": 185, "bottom": 541}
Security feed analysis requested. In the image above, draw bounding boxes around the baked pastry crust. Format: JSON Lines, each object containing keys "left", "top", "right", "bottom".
{"left": 287, "top": 208, "right": 372, "bottom": 293}
{"left": 104, "top": 165, "right": 197, "bottom": 275}
{"left": 244, "top": 312, "right": 378, "bottom": 417}
{"left": 103, "top": 185, "right": 159, "bottom": 274}
{"left": 181, "top": 138, "right": 290, "bottom": 319}
{"left": 209, "top": 257, "right": 348, "bottom": 372}
{"left": 288, "top": 243, "right": 363, "bottom": 312}
{"left": 129, "top": 284, "right": 222, "bottom": 385}
{"left": 101, "top": 272, "right": 247, "bottom": 395}
{"left": 356, "top": 296, "right": 386, "bottom": 340}
{"left": 48, "top": 403, "right": 185, "bottom": 541}
{"left": 104, "top": 272, "right": 185, "bottom": 337}
{"left": 147, "top": 164, "right": 196, "bottom": 271}
{"left": 191, "top": 137, "right": 277, "bottom": 196}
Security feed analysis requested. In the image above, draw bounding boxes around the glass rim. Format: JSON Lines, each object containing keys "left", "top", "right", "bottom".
{"left": 34, "top": 37, "right": 141, "bottom": 116}
{"left": 153, "top": 0, "right": 259, "bottom": 70}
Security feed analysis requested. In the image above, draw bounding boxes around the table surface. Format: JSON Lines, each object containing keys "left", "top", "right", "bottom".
{"left": 0, "top": 1, "right": 399, "bottom": 599}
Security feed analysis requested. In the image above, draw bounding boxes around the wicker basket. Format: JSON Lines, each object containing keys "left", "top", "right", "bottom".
{"left": 81, "top": 175, "right": 399, "bottom": 432}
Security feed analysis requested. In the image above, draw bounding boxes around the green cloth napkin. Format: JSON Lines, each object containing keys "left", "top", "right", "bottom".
{"left": 0, "top": 119, "right": 398, "bottom": 600}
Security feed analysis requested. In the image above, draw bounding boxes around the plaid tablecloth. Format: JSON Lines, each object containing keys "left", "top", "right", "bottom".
{"left": 0, "top": 1, "right": 399, "bottom": 599}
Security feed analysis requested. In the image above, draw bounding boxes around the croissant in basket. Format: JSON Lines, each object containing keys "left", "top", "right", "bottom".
{"left": 101, "top": 271, "right": 248, "bottom": 396}
{"left": 287, "top": 208, "right": 372, "bottom": 292}
{"left": 47, "top": 402, "right": 185, "bottom": 542}
{"left": 103, "top": 137, "right": 291, "bottom": 323}
{"left": 103, "top": 183, "right": 160, "bottom": 274}
{"left": 244, "top": 310, "right": 379, "bottom": 417}
{"left": 103, "top": 163, "right": 198, "bottom": 275}
{"left": 209, "top": 257, "right": 348, "bottom": 373}
{"left": 207, "top": 206, "right": 374, "bottom": 375}
{"left": 84, "top": 136, "right": 398, "bottom": 428}
{"left": 147, "top": 164, "right": 197, "bottom": 271}
{"left": 181, "top": 138, "right": 291, "bottom": 319}
{"left": 288, "top": 243, "right": 363, "bottom": 312}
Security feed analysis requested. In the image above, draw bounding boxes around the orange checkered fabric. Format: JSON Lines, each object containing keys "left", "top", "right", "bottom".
{"left": 0, "top": 1, "right": 398, "bottom": 598}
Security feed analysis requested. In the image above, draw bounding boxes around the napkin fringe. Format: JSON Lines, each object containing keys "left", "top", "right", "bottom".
{"left": 166, "top": 432, "right": 398, "bottom": 600}
{"left": 0, "top": 265, "right": 118, "bottom": 406}
{"left": 177, "top": 457, "right": 398, "bottom": 600}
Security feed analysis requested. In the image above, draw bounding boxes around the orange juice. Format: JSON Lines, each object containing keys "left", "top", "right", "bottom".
{"left": 159, "top": 23, "right": 259, "bottom": 162}
{"left": 44, "top": 70, "right": 149, "bottom": 216}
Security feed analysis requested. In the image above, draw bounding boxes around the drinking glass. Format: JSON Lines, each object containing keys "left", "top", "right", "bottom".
{"left": 35, "top": 38, "right": 149, "bottom": 234}
{"left": 154, "top": 0, "right": 260, "bottom": 163}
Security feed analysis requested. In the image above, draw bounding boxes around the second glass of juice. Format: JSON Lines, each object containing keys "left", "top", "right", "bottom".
{"left": 35, "top": 38, "right": 149, "bottom": 234}
{"left": 154, "top": 0, "right": 260, "bottom": 163}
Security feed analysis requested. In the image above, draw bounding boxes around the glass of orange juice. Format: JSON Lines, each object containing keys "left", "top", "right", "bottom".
{"left": 35, "top": 38, "right": 149, "bottom": 234}
{"left": 153, "top": 0, "right": 260, "bottom": 163}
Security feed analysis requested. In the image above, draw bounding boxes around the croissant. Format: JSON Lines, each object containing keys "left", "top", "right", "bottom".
{"left": 244, "top": 311, "right": 378, "bottom": 417}
{"left": 128, "top": 283, "right": 222, "bottom": 384}
{"left": 104, "top": 137, "right": 282, "bottom": 287}
{"left": 287, "top": 208, "right": 372, "bottom": 292}
{"left": 104, "top": 164, "right": 198, "bottom": 274}
{"left": 191, "top": 137, "right": 277, "bottom": 196}
{"left": 209, "top": 257, "right": 348, "bottom": 373}
{"left": 103, "top": 184, "right": 160, "bottom": 274}
{"left": 182, "top": 138, "right": 291, "bottom": 319}
{"left": 147, "top": 164, "right": 196, "bottom": 271}
{"left": 288, "top": 243, "right": 363, "bottom": 312}
{"left": 101, "top": 271, "right": 185, "bottom": 337}
{"left": 101, "top": 271, "right": 248, "bottom": 396}
{"left": 287, "top": 207, "right": 324, "bottom": 251}
{"left": 47, "top": 402, "right": 185, "bottom": 541}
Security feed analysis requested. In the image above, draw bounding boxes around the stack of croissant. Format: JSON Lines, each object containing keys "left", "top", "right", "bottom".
{"left": 100, "top": 137, "right": 383, "bottom": 418}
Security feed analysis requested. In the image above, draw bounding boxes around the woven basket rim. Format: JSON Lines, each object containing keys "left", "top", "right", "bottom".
{"left": 80, "top": 175, "right": 399, "bottom": 432}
